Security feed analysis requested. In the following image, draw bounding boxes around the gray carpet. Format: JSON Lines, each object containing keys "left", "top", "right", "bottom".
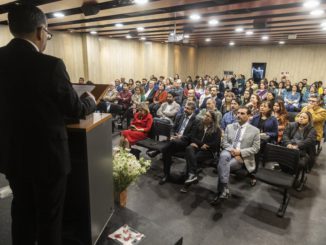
{"left": 1, "top": 134, "right": 326, "bottom": 245}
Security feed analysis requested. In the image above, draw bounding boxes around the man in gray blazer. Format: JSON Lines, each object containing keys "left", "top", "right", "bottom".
{"left": 212, "top": 106, "right": 260, "bottom": 202}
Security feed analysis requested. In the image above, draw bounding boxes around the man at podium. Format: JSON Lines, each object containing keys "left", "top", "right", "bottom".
{"left": 0, "top": 4, "right": 96, "bottom": 245}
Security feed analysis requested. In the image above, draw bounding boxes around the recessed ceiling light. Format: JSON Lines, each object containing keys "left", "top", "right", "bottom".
{"left": 262, "top": 35, "right": 269, "bottom": 40}
{"left": 310, "top": 9, "right": 324, "bottom": 16}
{"left": 140, "top": 37, "right": 146, "bottom": 40}
{"left": 126, "top": 35, "right": 132, "bottom": 39}
{"left": 115, "top": 23, "right": 124, "bottom": 27}
{"left": 90, "top": 31, "right": 97, "bottom": 35}
{"left": 235, "top": 27, "right": 244, "bottom": 32}
{"left": 170, "top": 32, "right": 175, "bottom": 36}
{"left": 53, "top": 12, "right": 65, "bottom": 18}
{"left": 245, "top": 30, "right": 254, "bottom": 35}
{"left": 190, "top": 14, "right": 201, "bottom": 21}
{"left": 229, "top": 41, "right": 235, "bottom": 46}
{"left": 303, "top": 1, "right": 320, "bottom": 8}
{"left": 184, "top": 34, "right": 190, "bottom": 38}
{"left": 135, "top": 0, "right": 149, "bottom": 4}
{"left": 137, "top": 27, "right": 145, "bottom": 31}
{"left": 205, "top": 38, "right": 211, "bottom": 42}
{"left": 208, "top": 19, "right": 219, "bottom": 25}
{"left": 279, "top": 41, "right": 285, "bottom": 44}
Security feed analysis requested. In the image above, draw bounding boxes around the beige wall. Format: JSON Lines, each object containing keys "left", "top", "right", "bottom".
{"left": 197, "top": 45, "right": 326, "bottom": 83}
{"left": 0, "top": 24, "right": 196, "bottom": 84}
{"left": 2, "top": 22, "right": 326, "bottom": 84}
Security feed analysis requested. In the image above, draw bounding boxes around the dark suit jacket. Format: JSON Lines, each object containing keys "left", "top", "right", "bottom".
{"left": 0, "top": 38, "right": 96, "bottom": 178}
{"left": 190, "top": 125, "right": 221, "bottom": 152}
{"left": 173, "top": 113, "right": 197, "bottom": 141}
{"left": 144, "top": 88, "right": 156, "bottom": 103}
{"left": 250, "top": 115, "right": 279, "bottom": 142}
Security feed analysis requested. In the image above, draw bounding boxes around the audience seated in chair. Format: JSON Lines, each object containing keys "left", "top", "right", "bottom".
{"left": 200, "top": 85, "right": 222, "bottom": 111}
{"left": 144, "top": 80, "right": 156, "bottom": 103}
{"left": 196, "top": 98, "right": 222, "bottom": 127}
{"left": 272, "top": 99, "right": 289, "bottom": 144}
{"left": 182, "top": 110, "right": 221, "bottom": 190}
{"left": 149, "top": 83, "right": 167, "bottom": 117}
{"left": 284, "top": 84, "right": 301, "bottom": 112}
{"left": 211, "top": 106, "right": 260, "bottom": 204}
{"left": 221, "top": 98, "right": 240, "bottom": 131}
{"left": 120, "top": 103, "right": 153, "bottom": 149}
{"left": 297, "top": 94, "right": 326, "bottom": 144}
{"left": 282, "top": 111, "right": 317, "bottom": 190}
{"left": 159, "top": 102, "right": 197, "bottom": 185}
{"left": 156, "top": 92, "right": 180, "bottom": 125}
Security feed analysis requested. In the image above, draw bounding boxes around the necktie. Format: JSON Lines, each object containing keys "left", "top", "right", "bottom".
{"left": 232, "top": 126, "right": 242, "bottom": 148}
{"left": 178, "top": 116, "right": 189, "bottom": 135}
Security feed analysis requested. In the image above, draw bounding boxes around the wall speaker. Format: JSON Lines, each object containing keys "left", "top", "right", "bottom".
{"left": 81, "top": 2, "right": 100, "bottom": 16}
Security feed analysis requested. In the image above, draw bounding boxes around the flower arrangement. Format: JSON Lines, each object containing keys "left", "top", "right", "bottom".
{"left": 113, "top": 147, "right": 151, "bottom": 193}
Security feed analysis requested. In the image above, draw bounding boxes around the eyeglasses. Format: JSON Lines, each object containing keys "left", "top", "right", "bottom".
{"left": 308, "top": 100, "right": 317, "bottom": 103}
{"left": 42, "top": 27, "right": 53, "bottom": 40}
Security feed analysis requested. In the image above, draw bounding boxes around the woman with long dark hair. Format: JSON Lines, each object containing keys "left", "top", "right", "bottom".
{"left": 182, "top": 110, "right": 221, "bottom": 188}
{"left": 283, "top": 111, "right": 317, "bottom": 190}
{"left": 251, "top": 101, "right": 278, "bottom": 144}
{"left": 272, "top": 99, "right": 288, "bottom": 143}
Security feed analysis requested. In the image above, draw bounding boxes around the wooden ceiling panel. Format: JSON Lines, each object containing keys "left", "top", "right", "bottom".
{"left": 1, "top": 0, "right": 326, "bottom": 46}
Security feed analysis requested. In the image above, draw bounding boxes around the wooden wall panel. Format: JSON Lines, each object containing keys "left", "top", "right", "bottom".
{"left": 197, "top": 45, "right": 326, "bottom": 83}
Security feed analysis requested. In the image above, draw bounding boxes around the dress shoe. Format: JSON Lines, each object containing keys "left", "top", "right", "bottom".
{"left": 147, "top": 150, "right": 160, "bottom": 158}
{"left": 184, "top": 173, "right": 198, "bottom": 185}
{"left": 159, "top": 175, "right": 169, "bottom": 185}
{"left": 209, "top": 195, "right": 219, "bottom": 206}
{"left": 180, "top": 185, "right": 189, "bottom": 193}
{"left": 218, "top": 186, "right": 230, "bottom": 199}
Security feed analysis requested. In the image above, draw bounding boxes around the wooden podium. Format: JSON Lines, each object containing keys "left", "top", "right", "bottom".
{"left": 64, "top": 113, "right": 114, "bottom": 245}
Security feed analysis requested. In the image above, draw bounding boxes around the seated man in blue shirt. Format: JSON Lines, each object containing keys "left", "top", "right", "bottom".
{"left": 221, "top": 98, "right": 240, "bottom": 130}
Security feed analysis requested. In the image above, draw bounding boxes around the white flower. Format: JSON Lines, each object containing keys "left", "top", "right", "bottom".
{"left": 112, "top": 147, "right": 151, "bottom": 192}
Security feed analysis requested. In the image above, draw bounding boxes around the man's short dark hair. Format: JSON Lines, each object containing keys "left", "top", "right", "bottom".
{"left": 238, "top": 105, "right": 251, "bottom": 115}
{"left": 185, "top": 101, "right": 196, "bottom": 111}
{"left": 8, "top": 4, "right": 46, "bottom": 36}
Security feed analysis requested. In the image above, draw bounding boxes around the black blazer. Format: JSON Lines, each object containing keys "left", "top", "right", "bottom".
{"left": 0, "top": 38, "right": 96, "bottom": 178}
{"left": 190, "top": 125, "right": 221, "bottom": 152}
{"left": 173, "top": 113, "right": 197, "bottom": 140}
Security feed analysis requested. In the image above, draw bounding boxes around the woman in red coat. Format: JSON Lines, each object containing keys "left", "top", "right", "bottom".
{"left": 120, "top": 102, "right": 153, "bottom": 148}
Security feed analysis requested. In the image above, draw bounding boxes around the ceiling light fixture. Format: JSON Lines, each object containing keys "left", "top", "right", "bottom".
{"left": 279, "top": 41, "right": 285, "bottom": 44}
{"left": 245, "top": 30, "right": 253, "bottom": 35}
{"left": 208, "top": 19, "right": 219, "bottom": 25}
{"left": 262, "top": 35, "right": 269, "bottom": 40}
{"left": 126, "top": 35, "right": 132, "bottom": 39}
{"left": 184, "top": 34, "right": 190, "bottom": 38}
{"left": 235, "top": 27, "right": 244, "bottom": 32}
{"left": 229, "top": 41, "right": 235, "bottom": 46}
{"left": 53, "top": 12, "right": 65, "bottom": 18}
{"left": 90, "top": 31, "right": 97, "bottom": 35}
{"left": 134, "top": 0, "right": 149, "bottom": 4}
{"left": 205, "top": 38, "right": 211, "bottom": 42}
{"left": 310, "top": 9, "right": 324, "bottom": 16}
{"left": 303, "top": 1, "right": 320, "bottom": 8}
{"left": 320, "top": 22, "right": 326, "bottom": 26}
{"left": 140, "top": 37, "right": 146, "bottom": 40}
{"left": 115, "top": 23, "right": 124, "bottom": 27}
{"left": 190, "top": 14, "right": 201, "bottom": 21}
{"left": 137, "top": 27, "right": 145, "bottom": 31}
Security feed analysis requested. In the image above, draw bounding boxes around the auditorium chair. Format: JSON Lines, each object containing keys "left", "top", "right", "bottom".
{"left": 254, "top": 143, "right": 300, "bottom": 217}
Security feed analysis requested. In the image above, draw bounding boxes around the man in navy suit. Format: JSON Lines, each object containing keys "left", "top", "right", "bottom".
{"left": 0, "top": 4, "right": 96, "bottom": 245}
